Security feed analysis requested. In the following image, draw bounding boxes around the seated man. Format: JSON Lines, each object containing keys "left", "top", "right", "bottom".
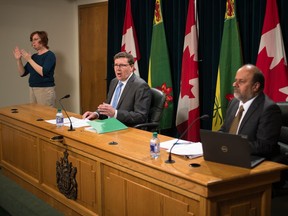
{"left": 219, "top": 64, "right": 281, "bottom": 160}
{"left": 83, "top": 52, "right": 152, "bottom": 127}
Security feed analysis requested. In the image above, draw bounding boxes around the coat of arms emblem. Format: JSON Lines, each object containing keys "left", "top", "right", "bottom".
{"left": 56, "top": 149, "right": 77, "bottom": 200}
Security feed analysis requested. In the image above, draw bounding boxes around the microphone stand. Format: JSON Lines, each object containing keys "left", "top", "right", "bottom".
{"left": 165, "top": 114, "right": 209, "bottom": 164}
{"left": 59, "top": 94, "right": 75, "bottom": 131}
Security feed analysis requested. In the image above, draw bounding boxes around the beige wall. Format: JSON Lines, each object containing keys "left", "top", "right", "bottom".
{"left": 0, "top": 0, "right": 105, "bottom": 114}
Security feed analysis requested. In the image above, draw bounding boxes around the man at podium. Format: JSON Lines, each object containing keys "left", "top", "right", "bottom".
{"left": 82, "top": 52, "right": 151, "bottom": 127}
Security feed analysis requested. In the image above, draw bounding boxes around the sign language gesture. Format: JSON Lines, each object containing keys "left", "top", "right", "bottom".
{"left": 20, "top": 49, "right": 31, "bottom": 61}
{"left": 13, "top": 46, "right": 22, "bottom": 60}
{"left": 13, "top": 46, "right": 31, "bottom": 62}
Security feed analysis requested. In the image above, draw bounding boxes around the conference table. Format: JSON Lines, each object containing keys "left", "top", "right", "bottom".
{"left": 0, "top": 104, "right": 286, "bottom": 216}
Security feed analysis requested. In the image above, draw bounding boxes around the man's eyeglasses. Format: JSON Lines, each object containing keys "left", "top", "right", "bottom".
{"left": 31, "top": 38, "right": 40, "bottom": 42}
{"left": 113, "top": 63, "right": 130, "bottom": 68}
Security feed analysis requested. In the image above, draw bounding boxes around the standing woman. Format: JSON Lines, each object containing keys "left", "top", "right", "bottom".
{"left": 13, "top": 31, "right": 56, "bottom": 107}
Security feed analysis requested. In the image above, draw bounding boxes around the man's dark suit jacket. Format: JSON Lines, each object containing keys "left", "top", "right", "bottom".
{"left": 219, "top": 92, "right": 281, "bottom": 159}
{"left": 98, "top": 73, "right": 152, "bottom": 127}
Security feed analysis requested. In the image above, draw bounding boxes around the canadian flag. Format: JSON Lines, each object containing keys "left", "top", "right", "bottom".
{"left": 121, "top": 0, "right": 141, "bottom": 76}
{"left": 256, "top": 0, "right": 288, "bottom": 102}
{"left": 176, "top": 0, "right": 200, "bottom": 142}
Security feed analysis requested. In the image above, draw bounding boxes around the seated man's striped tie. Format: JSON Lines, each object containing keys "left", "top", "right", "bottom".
{"left": 229, "top": 105, "right": 244, "bottom": 134}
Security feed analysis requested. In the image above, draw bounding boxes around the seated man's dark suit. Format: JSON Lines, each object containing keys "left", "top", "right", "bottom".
{"left": 98, "top": 73, "right": 152, "bottom": 127}
{"left": 219, "top": 92, "right": 281, "bottom": 160}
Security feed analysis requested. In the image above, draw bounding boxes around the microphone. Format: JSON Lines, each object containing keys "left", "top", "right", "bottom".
{"left": 59, "top": 94, "right": 75, "bottom": 131}
{"left": 60, "top": 94, "right": 70, "bottom": 100}
{"left": 165, "top": 114, "right": 209, "bottom": 164}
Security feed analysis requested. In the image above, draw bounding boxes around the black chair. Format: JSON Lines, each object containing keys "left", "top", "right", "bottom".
{"left": 273, "top": 102, "right": 288, "bottom": 196}
{"left": 134, "top": 88, "right": 166, "bottom": 132}
{"left": 276, "top": 102, "right": 288, "bottom": 160}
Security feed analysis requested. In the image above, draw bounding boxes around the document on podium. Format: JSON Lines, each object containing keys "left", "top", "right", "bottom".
{"left": 160, "top": 139, "right": 203, "bottom": 158}
{"left": 85, "top": 118, "right": 128, "bottom": 134}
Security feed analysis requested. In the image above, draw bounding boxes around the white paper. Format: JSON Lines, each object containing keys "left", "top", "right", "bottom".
{"left": 160, "top": 139, "right": 203, "bottom": 156}
{"left": 45, "top": 117, "right": 90, "bottom": 128}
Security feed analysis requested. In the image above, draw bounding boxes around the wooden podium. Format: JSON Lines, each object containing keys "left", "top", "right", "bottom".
{"left": 0, "top": 104, "right": 286, "bottom": 216}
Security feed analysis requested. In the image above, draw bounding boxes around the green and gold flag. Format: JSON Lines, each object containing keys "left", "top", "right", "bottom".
{"left": 212, "top": 0, "right": 243, "bottom": 131}
{"left": 148, "top": 0, "right": 174, "bottom": 130}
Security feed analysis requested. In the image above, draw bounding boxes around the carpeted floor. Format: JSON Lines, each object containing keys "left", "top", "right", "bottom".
{"left": 0, "top": 206, "right": 11, "bottom": 216}
{"left": 0, "top": 169, "right": 63, "bottom": 216}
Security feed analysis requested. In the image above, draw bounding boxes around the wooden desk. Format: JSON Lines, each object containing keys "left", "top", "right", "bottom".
{"left": 0, "top": 104, "right": 286, "bottom": 216}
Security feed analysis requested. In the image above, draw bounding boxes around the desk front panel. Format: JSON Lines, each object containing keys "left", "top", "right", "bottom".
{"left": 0, "top": 104, "right": 286, "bottom": 216}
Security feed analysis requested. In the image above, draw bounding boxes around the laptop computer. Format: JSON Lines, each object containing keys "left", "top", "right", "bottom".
{"left": 200, "top": 129, "right": 265, "bottom": 168}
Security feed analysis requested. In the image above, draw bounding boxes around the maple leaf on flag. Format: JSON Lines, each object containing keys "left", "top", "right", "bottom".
{"left": 181, "top": 52, "right": 198, "bottom": 100}
{"left": 256, "top": 0, "right": 288, "bottom": 102}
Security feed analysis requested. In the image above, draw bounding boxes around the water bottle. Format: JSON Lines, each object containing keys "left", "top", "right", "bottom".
{"left": 150, "top": 132, "right": 160, "bottom": 159}
{"left": 56, "top": 108, "right": 64, "bottom": 127}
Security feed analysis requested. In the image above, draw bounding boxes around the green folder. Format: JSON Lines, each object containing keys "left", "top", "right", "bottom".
{"left": 87, "top": 118, "right": 128, "bottom": 134}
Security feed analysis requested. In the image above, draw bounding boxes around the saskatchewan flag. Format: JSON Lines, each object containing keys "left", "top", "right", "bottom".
{"left": 148, "top": 0, "right": 174, "bottom": 130}
{"left": 212, "top": 0, "right": 243, "bottom": 131}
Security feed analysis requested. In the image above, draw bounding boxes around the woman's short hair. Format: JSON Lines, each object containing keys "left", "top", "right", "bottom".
{"left": 30, "top": 31, "right": 49, "bottom": 49}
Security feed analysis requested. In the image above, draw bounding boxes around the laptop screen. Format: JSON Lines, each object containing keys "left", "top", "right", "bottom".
{"left": 200, "top": 129, "right": 265, "bottom": 168}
